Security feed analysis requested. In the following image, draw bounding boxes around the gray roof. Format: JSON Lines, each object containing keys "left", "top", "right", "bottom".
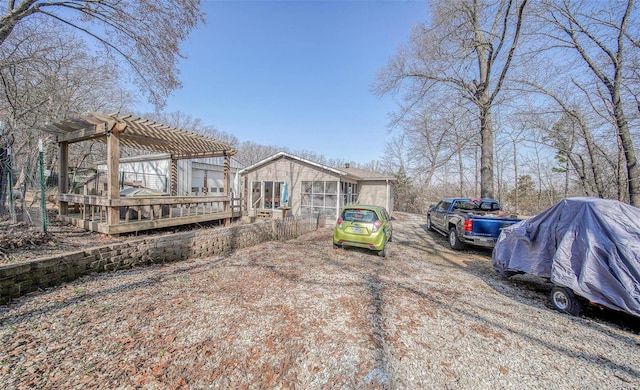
{"left": 342, "top": 167, "right": 396, "bottom": 181}
{"left": 241, "top": 151, "right": 396, "bottom": 182}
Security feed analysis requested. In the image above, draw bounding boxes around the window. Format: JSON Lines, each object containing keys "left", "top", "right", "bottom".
{"left": 480, "top": 202, "right": 500, "bottom": 211}
{"left": 342, "top": 209, "right": 378, "bottom": 223}
{"left": 436, "top": 201, "right": 450, "bottom": 212}
{"left": 340, "top": 182, "right": 358, "bottom": 207}
{"left": 301, "top": 181, "right": 338, "bottom": 217}
{"left": 251, "top": 182, "right": 261, "bottom": 209}
{"left": 191, "top": 187, "right": 199, "bottom": 195}
{"left": 251, "top": 181, "right": 285, "bottom": 210}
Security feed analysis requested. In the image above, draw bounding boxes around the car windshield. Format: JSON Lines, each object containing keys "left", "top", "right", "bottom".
{"left": 342, "top": 209, "right": 378, "bottom": 223}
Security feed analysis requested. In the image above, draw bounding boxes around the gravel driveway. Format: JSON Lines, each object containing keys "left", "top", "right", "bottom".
{"left": 1, "top": 212, "right": 638, "bottom": 389}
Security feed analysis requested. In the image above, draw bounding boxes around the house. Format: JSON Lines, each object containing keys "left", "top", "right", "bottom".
{"left": 240, "top": 152, "right": 396, "bottom": 220}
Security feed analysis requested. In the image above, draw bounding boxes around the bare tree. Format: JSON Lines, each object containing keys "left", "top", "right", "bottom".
{"left": 235, "top": 141, "right": 281, "bottom": 167}
{"left": 496, "top": 123, "right": 527, "bottom": 210}
{"left": 0, "top": 0, "right": 204, "bottom": 108}
{"left": 381, "top": 86, "right": 477, "bottom": 194}
{"left": 144, "top": 111, "right": 239, "bottom": 148}
{"left": 0, "top": 20, "right": 134, "bottom": 206}
{"left": 541, "top": 0, "right": 640, "bottom": 205}
{"left": 521, "top": 81, "right": 611, "bottom": 197}
{"left": 374, "top": 0, "right": 530, "bottom": 199}
{"left": 403, "top": 106, "right": 458, "bottom": 186}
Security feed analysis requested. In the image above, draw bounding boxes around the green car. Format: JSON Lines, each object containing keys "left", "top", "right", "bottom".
{"left": 332, "top": 205, "right": 393, "bottom": 257}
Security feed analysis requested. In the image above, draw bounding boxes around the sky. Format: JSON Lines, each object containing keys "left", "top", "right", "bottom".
{"left": 152, "top": 0, "right": 429, "bottom": 164}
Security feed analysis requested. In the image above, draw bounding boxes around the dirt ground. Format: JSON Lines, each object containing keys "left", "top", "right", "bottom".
{"left": 1, "top": 212, "right": 639, "bottom": 389}
{"left": 0, "top": 214, "right": 226, "bottom": 265}
{"left": 0, "top": 218, "right": 111, "bottom": 264}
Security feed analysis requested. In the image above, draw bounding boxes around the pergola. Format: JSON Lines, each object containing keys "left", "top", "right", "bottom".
{"left": 44, "top": 112, "right": 241, "bottom": 235}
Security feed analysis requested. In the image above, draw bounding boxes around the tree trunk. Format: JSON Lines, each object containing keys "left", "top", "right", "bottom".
{"left": 480, "top": 106, "right": 494, "bottom": 199}
{"left": 0, "top": 145, "right": 7, "bottom": 214}
{"left": 475, "top": 147, "right": 479, "bottom": 196}
{"left": 612, "top": 92, "right": 640, "bottom": 206}
{"left": 618, "top": 138, "right": 625, "bottom": 202}
{"left": 513, "top": 138, "right": 518, "bottom": 211}
{"left": 573, "top": 116, "right": 605, "bottom": 197}
{"left": 564, "top": 158, "right": 569, "bottom": 199}
{"left": 458, "top": 146, "right": 464, "bottom": 197}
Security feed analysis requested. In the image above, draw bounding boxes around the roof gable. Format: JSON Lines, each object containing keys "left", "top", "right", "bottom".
{"left": 240, "top": 152, "right": 347, "bottom": 177}
{"left": 241, "top": 152, "right": 396, "bottom": 182}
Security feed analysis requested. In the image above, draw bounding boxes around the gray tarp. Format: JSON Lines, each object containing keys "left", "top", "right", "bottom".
{"left": 492, "top": 197, "right": 640, "bottom": 317}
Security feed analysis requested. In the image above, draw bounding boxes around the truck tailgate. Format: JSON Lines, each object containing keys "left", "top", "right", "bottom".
{"left": 472, "top": 216, "right": 521, "bottom": 236}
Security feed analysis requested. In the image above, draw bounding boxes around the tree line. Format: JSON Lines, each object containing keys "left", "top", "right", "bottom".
{"left": 374, "top": 0, "right": 640, "bottom": 214}
{"left": 1, "top": 1, "right": 639, "bottom": 217}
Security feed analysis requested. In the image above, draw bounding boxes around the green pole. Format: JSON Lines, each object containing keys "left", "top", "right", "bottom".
{"left": 7, "top": 146, "right": 16, "bottom": 223}
{"left": 39, "top": 139, "right": 47, "bottom": 233}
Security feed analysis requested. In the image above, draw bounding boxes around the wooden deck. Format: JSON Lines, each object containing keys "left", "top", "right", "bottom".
{"left": 57, "top": 194, "right": 243, "bottom": 235}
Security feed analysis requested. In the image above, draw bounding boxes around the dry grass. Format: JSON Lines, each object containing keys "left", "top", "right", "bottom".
{"left": 1, "top": 213, "right": 639, "bottom": 389}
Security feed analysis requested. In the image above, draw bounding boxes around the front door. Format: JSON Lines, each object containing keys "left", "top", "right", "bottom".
{"left": 253, "top": 181, "right": 284, "bottom": 211}
{"left": 264, "top": 181, "right": 283, "bottom": 209}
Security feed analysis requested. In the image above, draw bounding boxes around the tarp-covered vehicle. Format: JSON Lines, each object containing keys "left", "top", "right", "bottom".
{"left": 492, "top": 197, "right": 640, "bottom": 317}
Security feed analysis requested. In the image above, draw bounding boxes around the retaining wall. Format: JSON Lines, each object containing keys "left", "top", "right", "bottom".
{"left": 0, "top": 216, "right": 321, "bottom": 304}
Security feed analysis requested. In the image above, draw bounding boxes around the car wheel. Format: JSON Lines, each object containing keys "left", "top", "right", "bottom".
{"left": 378, "top": 244, "right": 387, "bottom": 257}
{"left": 448, "top": 227, "right": 465, "bottom": 250}
{"left": 388, "top": 231, "right": 393, "bottom": 243}
{"left": 551, "top": 286, "right": 581, "bottom": 316}
{"left": 426, "top": 216, "right": 434, "bottom": 231}
{"left": 333, "top": 243, "right": 340, "bottom": 249}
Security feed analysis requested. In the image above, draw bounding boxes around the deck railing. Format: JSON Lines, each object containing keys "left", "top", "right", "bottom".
{"left": 56, "top": 193, "right": 243, "bottom": 235}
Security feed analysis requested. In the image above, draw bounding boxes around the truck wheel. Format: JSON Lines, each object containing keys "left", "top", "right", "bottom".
{"left": 426, "top": 216, "right": 434, "bottom": 231}
{"left": 448, "top": 227, "right": 465, "bottom": 250}
{"left": 551, "top": 286, "right": 581, "bottom": 316}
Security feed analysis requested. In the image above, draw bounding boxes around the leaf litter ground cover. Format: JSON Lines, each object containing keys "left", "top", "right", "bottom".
{"left": 1, "top": 212, "right": 639, "bottom": 389}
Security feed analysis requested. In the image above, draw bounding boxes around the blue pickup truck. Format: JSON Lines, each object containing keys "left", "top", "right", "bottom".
{"left": 426, "top": 198, "right": 522, "bottom": 250}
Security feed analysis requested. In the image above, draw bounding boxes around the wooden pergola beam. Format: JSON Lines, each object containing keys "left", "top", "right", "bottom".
{"left": 47, "top": 113, "right": 237, "bottom": 157}
{"left": 55, "top": 122, "right": 109, "bottom": 143}
{"left": 171, "top": 150, "right": 237, "bottom": 160}
{"left": 45, "top": 112, "right": 241, "bottom": 236}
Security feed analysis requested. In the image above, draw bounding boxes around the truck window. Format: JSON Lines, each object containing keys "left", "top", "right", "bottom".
{"left": 437, "top": 201, "right": 450, "bottom": 212}
{"left": 454, "top": 201, "right": 475, "bottom": 211}
{"left": 480, "top": 202, "right": 501, "bottom": 211}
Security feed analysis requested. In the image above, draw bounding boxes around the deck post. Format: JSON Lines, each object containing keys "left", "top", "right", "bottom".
{"left": 106, "top": 123, "right": 124, "bottom": 227}
{"left": 203, "top": 170, "right": 208, "bottom": 195}
{"left": 243, "top": 175, "right": 249, "bottom": 215}
{"left": 58, "top": 141, "right": 69, "bottom": 217}
{"left": 170, "top": 158, "right": 178, "bottom": 196}
{"left": 224, "top": 152, "right": 231, "bottom": 226}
